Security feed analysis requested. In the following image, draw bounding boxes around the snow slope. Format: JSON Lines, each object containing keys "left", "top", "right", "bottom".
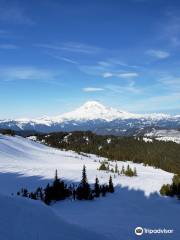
{"left": 0, "top": 194, "right": 107, "bottom": 240}
{"left": 0, "top": 134, "right": 179, "bottom": 239}
{"left": 0, "top": 134, "right": 173, "bottom": 196}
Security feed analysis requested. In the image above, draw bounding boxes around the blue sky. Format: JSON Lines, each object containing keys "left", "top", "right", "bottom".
{"left": 0, "top": 0, "right": 180, "bottom": 118}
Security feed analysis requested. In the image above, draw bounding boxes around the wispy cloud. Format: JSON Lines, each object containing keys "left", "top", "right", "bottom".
{"left": 163, "top": 10, "right": 180, "bottom": 47}
{"left": 0, "top": 67, "right": 58, "bottom": 82}
{"left": 36, "top": 42, "right": 102, "bottom": 54}
{"left": 146, "top": 49, "right": 170, "bottom": 59}
{"left": 45, "top": 52, "right": 78, "bottom": 64}
{"left": 103, "top": 72, "right": 139, "bottom": 78}
{"left": 158, "top": 75, "right": 180, "bottom": 90}
{"left": 0, "top": 44, "right": 18, "bottom": 49}
{"left": 58, "top": 57, "right": 78, "bottom": 64}
{"left": 105, "top": 80, "right": 141, "bottom": 94}
{"left": 83, "top": 87, "right": 104, "bottom": 92}
{"left": 79, "top": 61, "right": 140, "bottom": 79}
{"left": 98, "top": 59, "right": 139, "bottom": 69}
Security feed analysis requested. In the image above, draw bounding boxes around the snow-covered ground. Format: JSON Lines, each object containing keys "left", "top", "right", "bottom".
{"left": 145, "top": 129, "right": 180, "bottom": 144}
{"left": 0, "top": 194, "right": 107, "bottom": 240}
{"left": 0, "top": 134, "right": 179, "bottom": 239}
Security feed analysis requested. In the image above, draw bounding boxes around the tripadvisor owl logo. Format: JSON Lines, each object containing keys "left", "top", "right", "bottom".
{"left": 135, "top": 227, "right": 144, "bottom": 236}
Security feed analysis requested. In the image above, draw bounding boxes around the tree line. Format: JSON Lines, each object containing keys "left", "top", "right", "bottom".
{"left": 160, "top": 174, "right": 180, "bottom": 199}
{"left": 35, "top": 131, "right": 180, "bottom": 175}
{"left": 17, "top": 166, "right": 114, "bottom": 205}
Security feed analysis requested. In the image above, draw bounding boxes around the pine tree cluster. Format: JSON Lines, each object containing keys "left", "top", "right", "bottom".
{"left": 98, "top": 161, "right": 137, "bottom": 177}
{"left": 121, "top": 164, "right": 137, "bottom": 177}
{"left": 17, "top": 166, "right": 115, "bottom": 204}
{"left": 160, "top": 174, "right": 180, "bottom": 199}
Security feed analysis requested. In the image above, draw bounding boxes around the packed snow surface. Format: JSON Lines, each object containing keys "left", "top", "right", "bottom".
{"left": 0, "top": 134, "right": 179, "bottom": 239}
{"left": 0, "top": 194, "right": 106, "bottom": 240}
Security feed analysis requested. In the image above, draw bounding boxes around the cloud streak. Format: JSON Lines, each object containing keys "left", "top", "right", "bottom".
{"left": 36, "top": 42, "right": 102, "bottom": 54}
{"left": 105, "top": 82, "right": 141, "bottom": 94}
{"left": 146, "top": 49, "right": 170, "bottom": 59}
{"left": 0, "top": 67, "right": 59, "bottom": 82}
{"left": 83, "top": 87, "right": 104, "bottom": 92}
{"left": 103, "top": 72, "right": 139, "bottom": 78}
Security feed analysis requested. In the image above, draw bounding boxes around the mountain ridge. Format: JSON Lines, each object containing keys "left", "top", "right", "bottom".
{"left": 3, "top": 101, "right": 174, "bottom": 123}
{"left": 0, "top": 101, "right": 179, "bottom": 135}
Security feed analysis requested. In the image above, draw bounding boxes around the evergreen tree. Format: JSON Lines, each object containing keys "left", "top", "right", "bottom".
{"left": 101, "top": 185, "right": 107, "bottom": 197}
{"left": 160, "top": 175, "right": 180, "bottom": 198}
{"left": 125, "top": 165, "right": 134, "bottom": 177}
{"left": 29, "top": 192, "right": 37, "bottom": 200}
{"left": 160, "top": 184, "right": 171, "bottom": 196}
{"left": 55, "top": 169, "right": 58, "bottom": 181}
{"left": 81, "top": 165, "right": 88, "bottom": 187}
{"left": 115, "top": 163, "right": 118, "bottom": 173}
{"left": 22, "top": 188, "right": 28, "bottom": 197}
{"left": 133, "top": 167, "right": 137, "bottom": 176}
{"left": 36, "top": 187, "right": 43, "bottom": 200}
{"left": 121, "top": 165, "right": 125, "bottom": 175}
{"left": 108, "top": 175, "right": 114, "bottom": 193}
{"left": 44, "top": 183, "right": 51, "bottom": 205}
{"left": 94, "top": 176, "right": 100, "bottom": 197}
{"left": 53, "top": 169, "right": 67, "bottom": 200}
{"left": 98, "top": 162, "right": 108, "bottom": 171}
{"left": 76, "top": 165, "right": 91, "bottom": 200}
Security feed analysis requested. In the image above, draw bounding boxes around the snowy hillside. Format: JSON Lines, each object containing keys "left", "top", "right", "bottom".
{"left": 0, "top": 134, "right": 180, "bottom": 239}
{"left": 0, "top": 134, "right": 173, "bottom": 195}
{"left": 0, "top": 194, "right": 106, "bottom": 240}
{"left": 145, "top": 129, "right": 180, "bottom": 144}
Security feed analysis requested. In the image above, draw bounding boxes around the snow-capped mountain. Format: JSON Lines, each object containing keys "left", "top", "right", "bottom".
{"left": 0, "top": 101, "right": 180, "bottom": 135}
{"left": 52, "top": 101, "right": 141, "bottom": 122}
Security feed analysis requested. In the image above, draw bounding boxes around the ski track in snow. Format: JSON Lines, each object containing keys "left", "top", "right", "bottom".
{"left": 0, "top": 134, "right": 179, "bottom": 240}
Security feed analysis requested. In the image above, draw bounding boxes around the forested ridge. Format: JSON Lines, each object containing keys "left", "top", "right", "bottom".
{"left": 35, "top": 131, "right": 180, "bottom": 175}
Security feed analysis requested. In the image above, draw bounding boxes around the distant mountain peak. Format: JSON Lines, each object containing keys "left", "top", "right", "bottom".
{"left": 0, "top": 100, "right": 179, "bottom": 135}
{"left": 78, "top": 101, "right": 108, "bottom": 112}
{"left": 81, "top": 101, "right": 104, "bottom": 108}
{"left": 10, "top": 101, "right": 172, "bottom": 124}
{"left": 53, "top": 101, "right": 138, "bottom": 122}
